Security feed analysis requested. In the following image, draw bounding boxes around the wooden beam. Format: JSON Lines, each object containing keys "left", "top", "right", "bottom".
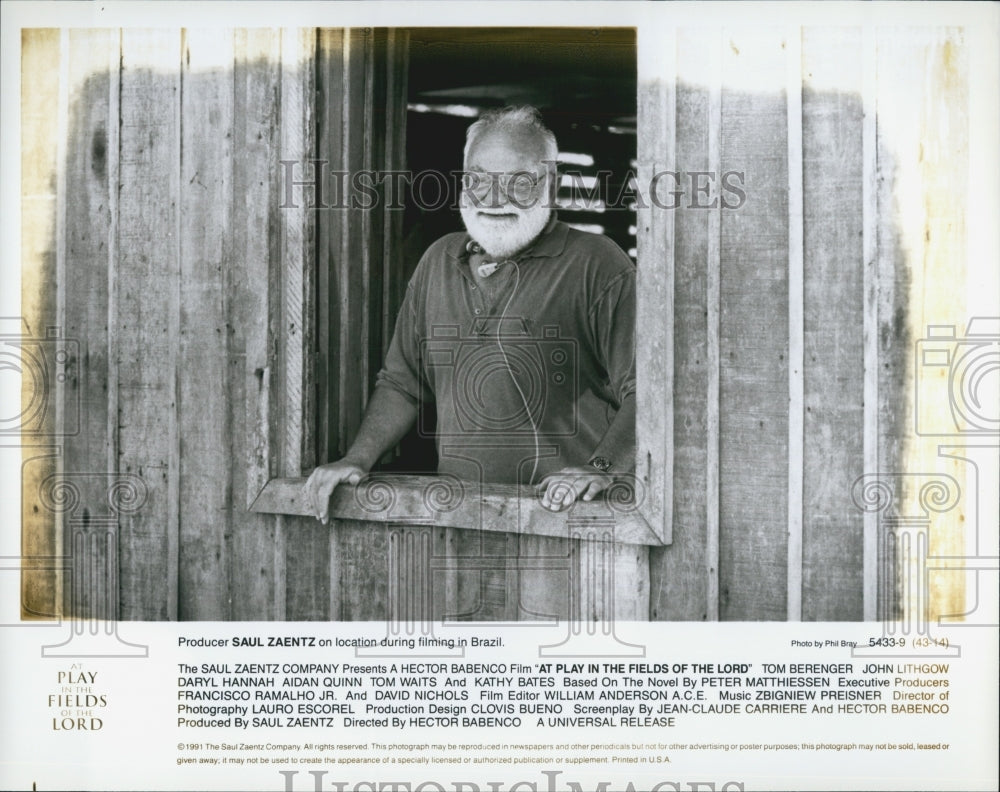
{"left": 177, "top": 28, "right": 235, "bottom": 621}
{"left": 800, "top": 26, "right": 865, "bottom": 621}
{"left": 718, "top": 29, "right": 791, "bottom": 620}
{"left": 116, "top": 29, "right": 182, "bottom": 621}
{"left": 251, "top": 476, "right": 666, "bottom": 547}
{"left": 279, "top": 27, "right": 316, "bottom": 477}
{"left": 105, "top": 31, "right": 122, "bottom": 619}
{"left": 61, "top": 29, "right": 120, "bottom": 620}
{"left": 635, "top": 24, "right": 675, "bottom": 546}
{"left": 233, "top": 28, "right": 285, "bottom": 620}
{"left": 862, "top": 24, "right": 878, "bottom": 622}
{"left": 786, "top": 25, "right": 804, "bottom": 622}
{"left": 705, "top": 29, "right": 722, "bottom": 622}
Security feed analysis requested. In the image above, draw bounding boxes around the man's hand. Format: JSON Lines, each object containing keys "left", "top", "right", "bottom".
{"left": 304, "top": 461, "right": 367, "bottom": 524}
{"left": 536, "top": 466, "right": 613, "bottom": 511}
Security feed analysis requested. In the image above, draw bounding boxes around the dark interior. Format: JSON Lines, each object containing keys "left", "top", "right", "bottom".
{"left": 404, "top": 26, "right": 638, "bottom": 260}
{"left": 387, "top": 27, "right": 638, "bottom": 473}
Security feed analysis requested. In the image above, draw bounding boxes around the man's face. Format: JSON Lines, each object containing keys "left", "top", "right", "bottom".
{"left": 459, "top": 127, "right": 553, "bottom": 259}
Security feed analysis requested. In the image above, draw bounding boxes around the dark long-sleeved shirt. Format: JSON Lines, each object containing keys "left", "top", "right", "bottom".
{"left": 375, "top": 220, "right": 636, "bottom": 486}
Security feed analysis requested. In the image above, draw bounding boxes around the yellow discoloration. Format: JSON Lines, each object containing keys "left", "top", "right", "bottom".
{"left": 896, "top": 31, "right": 969, "bottom": 625}
{"left": 20, "top": 30, "right": 62, "bottom": 620}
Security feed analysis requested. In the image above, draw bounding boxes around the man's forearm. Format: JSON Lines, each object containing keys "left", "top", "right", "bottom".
{"left": 591, "top": 392, "right": 636, "bottom": 471}
{"left": 341, "top": 385, "right": 420, "bottom": 471}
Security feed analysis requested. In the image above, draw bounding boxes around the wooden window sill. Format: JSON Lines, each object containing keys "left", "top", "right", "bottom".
{"left": 250, "top": 474, "right": 666, "bottom": 546}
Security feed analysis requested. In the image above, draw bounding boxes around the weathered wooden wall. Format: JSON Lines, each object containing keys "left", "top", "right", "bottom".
{"left": 20, "top": 25, "right": 968, "bottom": 622}
{"left": 647, "top": 25, "right": 967, "bottom": 622}
{"left": 22, "top": 28, "right": 296, "bottom": 620}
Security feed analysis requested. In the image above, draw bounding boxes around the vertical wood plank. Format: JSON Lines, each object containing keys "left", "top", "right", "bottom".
{"left": 61, "top": 29, "right": 118, "bottom": 619}
{"left": 316, "top": 29, "right": 411, "bottom": 620}
{"left": 648, "top": 27, "right": 711, "bottom": 621}
{"left": 338, "top": 28, "right": 371, "bottom": 448}
{"left": 316, "top": 27, "right": 348, "bottom": 619}
{"left": 636, "top": 24, "right": 675, "bottom": 549}
{"left": 19, "top": 29, "right": 61, "bottom": 619}
{"left": 785, "top": 25, "right": 804, "bottom": 621}
{"left": 279, "top": 27, "right": 316, "bottom": 477}
{"left": 316, "top": 27, "right": 343, "bottom": 468}
{"left": 359, "top": 30, "right": 378, "bottom": 404}
{"left": 177, "top": 29, "right": 235, "bottom": 620}
{"left": 105, "top": 29, "right": 123, "bottom": 617}
{"left": 874, "top": 29, "right": 911, "bottom": 624}
{"left": 279, "top": 28, "right": 326, "bottom": 619}
{"left": 316, "top": 27, "right": 370, "bottom": 621}
{"left": 375, "top": 31, "right": 414, "bottom": 624}
{"left": 233, "top": 29, "right": 284, "bottom": 619}
{"left": 603, "top": 541, "right": 648, "bottom": 622}
{"left": 517, "top": 534, "right": 571, "bottom": 622}
{"left": 862, "top": 24, "right": 879, "bottom": 623}
{"left": 872, "top": 30, "right": 923, "bottom": 623}
{"left": 718, "top": 29, "right": 789, "bottom": 620}
{"left": 382, "top": 30, "right": 410, "bottom": 362}
{"left": 453, "top": 530, "right": 514, "bottom": 621}
{"left": 705, "top": 33, "right": 723, "bottom": 623}
{"left": 116, "top": 29, "right": 181, "bottom": 621}
{"left": 801, "top": 27, "right": 865, "bottom": 621}
{"left": 283, "top": 516, "right": 331, "bottom": 620}
{"left": 338, "top": 522, "right": 390, "bottom": 621}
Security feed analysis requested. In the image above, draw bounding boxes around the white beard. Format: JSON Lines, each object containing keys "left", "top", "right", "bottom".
{"left": 459, "top": 198, "right": 552, "bottom": 260}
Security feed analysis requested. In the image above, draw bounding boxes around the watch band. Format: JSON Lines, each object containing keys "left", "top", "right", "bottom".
{"left": 588, "top": 456, "right": 613, "bottom": 473}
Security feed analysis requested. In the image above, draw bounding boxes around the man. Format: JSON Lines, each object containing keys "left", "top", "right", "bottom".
{"left": 306, "top": 106, "right": 636, "bottom": 524}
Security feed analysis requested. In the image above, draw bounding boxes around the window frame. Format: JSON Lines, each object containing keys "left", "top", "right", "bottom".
{"left": 248, "top": 26, "right": 672, "bottom": 547}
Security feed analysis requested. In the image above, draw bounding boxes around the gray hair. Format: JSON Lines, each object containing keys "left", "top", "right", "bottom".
{"left": 463, "top": 106, "right": 558, "bottom": 166}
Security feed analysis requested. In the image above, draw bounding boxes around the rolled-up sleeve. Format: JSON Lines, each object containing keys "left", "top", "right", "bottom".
{"left": 588, "top": 267, "right": 637, "bottom": 407}
{"left": 375, "top": 277, "right": 433, "bottom": 405}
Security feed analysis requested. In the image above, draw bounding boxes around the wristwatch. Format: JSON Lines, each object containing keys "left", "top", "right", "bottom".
{"left": 588, "top": 456, "right": 613, "bottom": 473}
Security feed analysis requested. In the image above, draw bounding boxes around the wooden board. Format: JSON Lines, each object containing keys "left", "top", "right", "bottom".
{"left": 231, "top": 28, "right": 285, "bottom": 620}
{"left": 61, "top": 29, "right": 118, "bottom": 620}
{"left": 800, "top": 27, "right": 865, "bottom": 620}
{"left": 253, "top": 476, "right": 664, "bottom": 546}
{"left": 279, "top": 28, "right": 324, "bottom": 620}
{"left": 635, "top": 25, "right": 675, "bottom": 547}
{"left": 114, "top": 29, "right": 182, "bottom": 621}
{"left": 718, "top": 29, "right": 789, "bottom": 620}
{"left": 176, "top": 29, "right": 235, "bottom": 620}
{"left": 649, "top": 27, "right": 714, "bottom": 621}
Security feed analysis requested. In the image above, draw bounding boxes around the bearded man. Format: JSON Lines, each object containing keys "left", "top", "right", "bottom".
{"left": 306, "top": 106, "right": 636, "bottom": 524}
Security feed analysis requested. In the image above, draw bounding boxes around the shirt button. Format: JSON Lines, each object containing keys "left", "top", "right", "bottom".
{"left": 470, "top": 284, "right": 477, "bottom": 290}
{"left": 474, "top": 308, "right": 481, "bottom": 314}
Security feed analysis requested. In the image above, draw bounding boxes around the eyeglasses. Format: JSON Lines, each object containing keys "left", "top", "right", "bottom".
{"left": 462, "top": 169, "right": 548, "bottom": 205}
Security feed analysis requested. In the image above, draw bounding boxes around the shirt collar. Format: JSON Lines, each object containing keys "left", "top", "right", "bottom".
{"left": 446, "top": 215, "right": 568, "bottom": 264}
